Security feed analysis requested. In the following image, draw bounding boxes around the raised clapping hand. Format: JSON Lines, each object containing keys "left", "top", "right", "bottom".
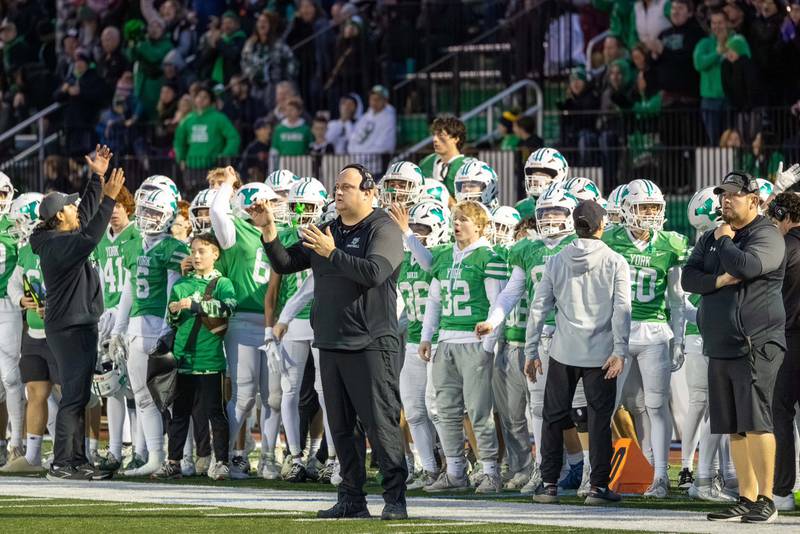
{"left": 300, "top": 224, "right": 336, "bottom": 259}
{"left": 84, "top": 144, "right": 113, "bottom": 177}
{"left": 249, "top": 200, "right": 278, "bottom": 242}
{"left": 102, "top": 168, "right": 126, "bottom": 201}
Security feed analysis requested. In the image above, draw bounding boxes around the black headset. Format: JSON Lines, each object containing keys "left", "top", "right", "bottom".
{"left": 768, "top": 198, "right": 788, "bottom": 222}
{"left": 341, "top": 163, "right": 375, "bottom": 191}
{"left": 723, "top": 171, "right": 760, "bottom": 195}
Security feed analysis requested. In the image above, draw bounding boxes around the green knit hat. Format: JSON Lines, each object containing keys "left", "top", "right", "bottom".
{"left": 725, "top": 34, "right": 751, "bottom": 58}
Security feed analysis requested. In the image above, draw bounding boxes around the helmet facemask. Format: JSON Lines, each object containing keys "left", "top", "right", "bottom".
{"left": 536, "top": 207, "right": 573, "bottom": 237}
{"left": 410, "top": 222, "right": 433, "bottom": 247}
{"left": 627, "top": 201, "right": 665, "bottom": 231}
{"left": 0, "top": 186, "right": 13, "bottom": 215}
{"left": 190, "top": 207, "right": 212, "bottom": 233}
{"left": 525, "top": 168, "right": 557, "bottom": 197}
{"left": 290, "top": 201, "right": 322, "bottom": 226}
{"left": 455, "top": 180, "right": 486, "bottom": 202}
{"left": 136, "top": 204, "right": 172, "bottom": 234}
{"left": 492, "top": 222, "right": 515, "bottom": 245}
{"left": 379, "top": 178, "right": 418, "bottom": 208}
{"left": 271, "top": 194, "right": 292, "bottom": 225}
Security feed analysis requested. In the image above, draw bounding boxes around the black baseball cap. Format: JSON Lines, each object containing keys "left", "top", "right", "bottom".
{"left": 40, "top": 192, "right": 79, "bottom": 221}
{"left": 573, "top": 200, "right": 606, "bottom": 235}
{"left": 713, "top": 171, "right": 759, "bottom": 195}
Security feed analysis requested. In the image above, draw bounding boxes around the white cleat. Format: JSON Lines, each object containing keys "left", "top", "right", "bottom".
{"left": 124, "top": 454, "right": 165, "bottom": 477}
{"left": 180, "top": 455, "right": 196, "bottom": 477}
{"left": 773, "top": 493, "right": 796, "bottom": 512}
{"left": 643, "top": 476, "right": 670, "bottom": 499}
{"left": 520, "top": 463, "right": 542, "bottom": 495}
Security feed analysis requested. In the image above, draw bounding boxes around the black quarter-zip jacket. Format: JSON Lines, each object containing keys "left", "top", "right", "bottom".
{"left": 263, "top": 208, "right": 404, "bottom": 351}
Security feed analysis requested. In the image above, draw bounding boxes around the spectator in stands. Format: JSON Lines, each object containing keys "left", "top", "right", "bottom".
{"left": 222, "top": 74, "right": 267, "bottom": 147}
{"left": 595, "top": 0, "right": 636, "bottom": 48}
{"left": 36, "top": 20, "right": 56, "bottom": 73}
{"left": 694, "top": 8, "right": 731, "bottom": 145}
{"left": 739, "top": 130, "right": 785, "bottom": 181}
{"left": 240, "top": 117, "right": 272, "bottom": 179}
{"left": 0, "top": 19, "right": 33, "bottom": 80}
{"left": 650, "top": 0, "right": 705, "bottom": 107}
{"left": 266, "top": 80, "right": 310, "bottom": 126}
{"left": 348, "top": 85, "right": 397, "bottom": 171}
{"left": 723, "top": 0, "right": 751, "bottom": 37}
{"left": 285, "top": 0, "right": 333, "bottom": 112}
{"left": 129, "top": 19, "right": 173, "bottom": 121}
{"left": 53, "top": 49, "right": 108, "bottom": 157}
{"left": 240, "top": 10, "right": 298, "bottom": 111}
{"left": 597, "top": 59, "right": 636, "bottom": 185}
{"left": 197, "top": 11, "right": 246, "bottom": 85}
{"left": 173, "top": 85, "right": 241, "bottom": 190}
{"left": 77, "top": 6, "right": 100, "bottom": 53}
{"left": 514, "top": 115, "right": 545, "bottom": 156}
{"left": 140, "top": 0, "right": 198, "bottom": 60}
{"left": 498, "top": 110, "right": 521, "bottom": 151}
{"left": 557, "top": 66, "right": 601, "bottom": 164}
{"left": 325, "top": 93, "right": 361, "bottom": 154}
{"left": 161, "top": 49, "right": 192, "bottom": 96}
{"left": 749, "top": 0, "right": 785, "bottom": 105}
{"left": 96, "top": 94, "right": 131, "bottom": 155}
{"left": 632, "top": 0, "right": 672, "bottom": 47}
{"left": 631, "top": 42, "right": 650, "bottom": 72}
{"left": 309, "top": 114, "right": 334, "bottom": 156}
{"left": 720, "top": 127, "right": 743, "bottom": 148}
{"left": 151, "top": 82, "right": 180, "bottom": 153}
{"left": 324, "top": 17, "right": 368, "bottom": 110}
{"left": 781, "top": 0, "right": 800, "bottom": 103}
{"left": 419, "top": 115, "right": 467, "bottom": 197}
{"left": 43, "top": 155, "right": 72, "bottom": 194}
{"left": 95, "top": 26, "right": 129, "bottom": 96}
{"left": 56, "top": 29, "right": 79, "bottom": 83}
{"left": 596, "top": 35, "right": 627, "bottom": 91}
{"left": 270, "top": 98, "right": 313, "bottom": 156}
{"left": 721, "top": 34, "right": 764, "bottom": 141}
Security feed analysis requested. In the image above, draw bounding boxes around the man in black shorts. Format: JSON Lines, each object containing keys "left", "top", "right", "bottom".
{"left": 682, "top": 172, "right": 786, "bottom": 523}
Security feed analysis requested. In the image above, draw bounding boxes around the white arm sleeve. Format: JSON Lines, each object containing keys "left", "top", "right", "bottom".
{"left": 7, "top": 265, "right": 24, "bottom": 309}
{"left": 684, "top": 294, "right": 698, "bottom": 324}
{"left": 420, "top": 278, "right": 442, "bottom": 343}
{"left": 523, "top": 263, "right": 556, "bottom": 360}
{"left": 667, "top": 266, "right": 686, "bottom": 344}
{"left": 210, "top": 182, "right": 237, "bottom": 250}
{"left": 481, "top": 277, "right": 506, "bottom": 352}
{"left": 277, "top": 274, "right": 315, "bottom": 325}
{"left": 111, "top": 272, "right": 132, "bottom": 335}
{"left": 485, "top": 266, "right": 526, "bottom": 329}
{"left": 403, "top": 230, "right": 434, "bottom": 272}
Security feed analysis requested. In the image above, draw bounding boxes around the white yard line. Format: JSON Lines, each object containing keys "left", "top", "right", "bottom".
{"left": 1, "top": 477, "right": 797, "bottom": 533}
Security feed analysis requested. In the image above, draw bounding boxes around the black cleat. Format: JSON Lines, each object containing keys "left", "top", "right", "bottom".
{"left": 533, "top": 482, "right": 559, "bottom": 504}
{"left": 316, "top": 501, "right": 371, "bottom": 519}
{"left": 707, "top": 496, "right": 754, "bottom": 522}
{"left": 584, "top": 485, "right": 622, "bottom": 505}
{"left": 743, "top": 495, "right": 778, "bottom": 523}
{"left": 381, "top": 502, "right": 408, "bottom": 520}
{"left": 678, "top": 468, "right": 694, "bottom": 489}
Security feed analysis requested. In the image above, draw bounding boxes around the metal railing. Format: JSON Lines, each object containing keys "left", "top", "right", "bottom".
{"left": 0, "top": 103, "right": 62, "bottom": 189}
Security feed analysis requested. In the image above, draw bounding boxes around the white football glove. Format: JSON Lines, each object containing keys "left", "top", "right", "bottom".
{"left": 773, "top": 161, "right": 800, "bottom": 195}
{"left": 98, "top": 309, "right": 117, "bottom": 341}
{"left": 108, "top": 334, "right": 128, "bottom": 366}
{"left": 670, "top": 340, "right": 685, "bottom": 373}
{"left": 265, "top": 340, "right": 283, "bottom": 375}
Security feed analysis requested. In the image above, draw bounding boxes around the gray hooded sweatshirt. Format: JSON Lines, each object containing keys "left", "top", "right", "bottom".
{"left": 524, "top": 237, "right": 632, "bottom": 367}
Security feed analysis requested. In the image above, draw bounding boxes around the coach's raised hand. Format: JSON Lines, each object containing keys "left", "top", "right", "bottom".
{"left": 251, "top": 200, "right": 278, "bottom": 241}
{"left": 84, "top": 144, "right": 113, "bottom": 177}
{"left": 102, "top": 168, "right": 126, "bottom": 200}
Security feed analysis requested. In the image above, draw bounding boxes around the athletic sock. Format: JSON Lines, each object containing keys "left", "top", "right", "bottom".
{"left": 446, "top": 456, "right": 466, "bottom": 478}
{"left": 482, "top": 460, "right": 498, "bottom": 477}
{"left": 24, "top": 434, "right": 42, "bottom": 465}
{"left": 89, "top": 438, "right": 98, "bottom": 452}
{"left": 567, "top": 451, "right": 583, "bottom": 466}
{"left": 292, "top": 455, "right": 303, "bottom": 465}
{"left": 308, "top": 438, "right": 322, "bottom": 459}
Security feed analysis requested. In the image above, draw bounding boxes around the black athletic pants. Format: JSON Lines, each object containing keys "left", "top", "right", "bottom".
{"left": 168, "top": 372, "right": 229, "bottom": 463}
{"left": 46, "top": 324, "right": 98, "bottom": 468}
{"left": 541, "top": 357, "right": 616, "bottom": 488}
{"left": 319, "top": 336, "right": 407, "bottom": 506}
{"left": 773, "top": 331, "right": 800, "bottom": 497}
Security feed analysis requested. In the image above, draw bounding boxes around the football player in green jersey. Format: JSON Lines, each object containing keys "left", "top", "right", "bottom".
{"left": 111, "top": 186, "right": 190, "bottom": 477}
{"left": 489, "top": 206, "right": 521, "bottom": 247}
{"left": 264, "top": 178, "right": 331, "bottom": 483}
{"left": 418, "top": 116, "right": 468, "bottom": 197}
{"left": 0, "top": 171, "right": 24, "bottom": 465}
{"left": 603, "top": 178, "right": 689, "bottom": 498}
{"left": 93, "top": 186, "right": 139, "bottom": 471}
{"left": 0, "top": 192, "right": 50, "bottom": 473}
{"left": 515, "top": 148, "right": 569, "bottom": 219}
{"left": 476, "top": 184, "right": 581, "bottom": 493}
{"left": 377, "top": 161, "right": 425, "bottom": 209}
{"left": 211, "top": 168, "right": 282, "bottom": 480}
{"left": 681, "top": 187, "right": 737, "bottom": 502}
{"left": 453, "top": 158, "right": 499, "bottom": 209}
{"left": 265, "top": 169, "right": 301, "bottom": 225}
{"left": 419, "top": 200, "right": 508, "bottom": 494}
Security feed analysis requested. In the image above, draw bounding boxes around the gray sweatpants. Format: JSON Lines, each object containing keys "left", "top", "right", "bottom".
{"left": 492, "top": 342, "right": 532, "bottom": 475}
{"left": 432, "top": 341, "right": 498, "bottom": 462}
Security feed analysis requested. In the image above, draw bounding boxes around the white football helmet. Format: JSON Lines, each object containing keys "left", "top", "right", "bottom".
{"left": 319, "top": 199, "right": 338, "bottom": 225}
{"left": 378, "top": 161, "right": 424, "bottom": 207}
{"left": 266, "top": 169, "right": 300, "bottom": 224}
{"left": 136, "top": 175, "right": 180, "bottom": 205}
{"left": 524, "top": 147, "right": 569, "bottom": 197}
{"left": 92, "top": 348, "right": 127, "bottom": 398}
{"left": 535, "top": 182, "right": 579, "bottom": 237}
{"left": 8, "top": 192, "right": 43, "bottom": 241}
{"left": 189, "top": 188, "right": 218, "bottom": 234}
{"left": 418, "top": 178, "right": 451, "bottom": 206}
{"left": 688, "top": 186, "right": 722, "bottom": 233}
{"left": 235, "top": 182, "right": 278, "bottom": 221}
{"left": 756, "top": 178, "right": 774, "bottom": 213}
{"left": 288, "top": 178, "right": 328, "bottom": 225}
{"left": 490, "top": 206, "right": 521, "bottom": 245}
{"left": 0, "top": 172, "right": 15, "bottom": 215}
{"left": 454, "top": 158, "right": 498, "bottom": 207}
{"left": 563, "top": 177, "right": 601, "bottom": 201}
{"left": 607, "top": 184, "right": 628, "bottom": 224}
{"left": 620, "top": 179, "right": 666, "bottom": 232}
{"left": 408, "top": 200, "right": 450, "bottom": 247}
{"left": 135, "top": 188, "right": 178, "bottom": 234}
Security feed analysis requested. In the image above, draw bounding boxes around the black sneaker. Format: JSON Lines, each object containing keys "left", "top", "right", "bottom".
{"left": 743, "top": 495, "right": 778, "bottom": 523}
{"left": 75, "top": 463, "right": 114, "bottom": 480}
{"left": 316, "top": 501, "right": 371, "bottom": 519}
{"left": 707, "top": 496, "right": 754, "bottom": 522}
{"left": 46, "top": 464, "right": 112, "bottom": 482}
{"left": 381, "top": 502, "right": 408, "bottom": 520}
{"left": 584, "top": 486, "right": 622, "bottom": 506}
{"left": 533, "top": 482, "right": 559, "bottom": 504}
{"left": 151, "top": 461, "right": 182, "bottom": 480}
{"left": 678, "top": 468, "right": 694, "bottom": 489}
{"left": 283, "top": 462, "right": 307, "bottom": 483}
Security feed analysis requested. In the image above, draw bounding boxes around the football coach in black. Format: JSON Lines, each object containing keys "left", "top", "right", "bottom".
{"left": 681, "top": 171, "right": 786, "bottom": 523}
{"left": 251, "top": 164, "right": 408, "bottom": 520}
{"left": 30, "top": 145, "right": 125, "bottom": 481}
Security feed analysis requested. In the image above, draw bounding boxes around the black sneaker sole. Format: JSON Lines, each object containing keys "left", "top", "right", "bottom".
{"left": 533, "top": 495, "right": 560, "bottom": 504}
{"left": 381, "top": 512, "right": 408, "bottom": 520}
{"left": 316, "top": 510, "right": 371, "bottom": 519}
{"left": 46, "top": 473, "right": 91, "bottom": 482}
{"left": 585, "top": 496, "right": 621, "bottom": 506}
{"left": 707, "top": 515, "right": 745, "bottom": 522}
{"left": 743, "top": 510, "right": 778, "bottom": 523}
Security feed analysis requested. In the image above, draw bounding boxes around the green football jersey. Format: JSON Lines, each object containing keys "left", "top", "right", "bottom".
{"left": 0, "top": 216, "right": 18, "bottom": 299}
{"left": 514, "top": 197, "right": 537, "bottom": 220}
{"left": 418, "top": 153, "right": 465, "bottom": 197}
{"left": 94, "top": 223, "right": 140, "bottom": 309}
{"left": 127, "top": 236, "right": 190, "bottom": 318}
{"left": 602, "top": 225, "right": 688, "bottom": 323}
{"left": 398, "top": 251, "right": 437, "bottom": 345}
{"left": 685, "top": 293, "right": 701, "bottom": 336}
{"left": 431, "top": 243, "right": 508, "bottom": 332}
{"left": 276, "top": 227, "right": 311, "bottom": 320}
{"left": 216, "top": 217, "right": 271, "bottom": 314}
{"left": 16, "top": 243, "right": 44, "bottom": 331}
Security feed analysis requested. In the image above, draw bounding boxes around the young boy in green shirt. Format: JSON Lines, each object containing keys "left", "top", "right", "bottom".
{"left": 154, "top": 233, "right": 237, "bottom": 480}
